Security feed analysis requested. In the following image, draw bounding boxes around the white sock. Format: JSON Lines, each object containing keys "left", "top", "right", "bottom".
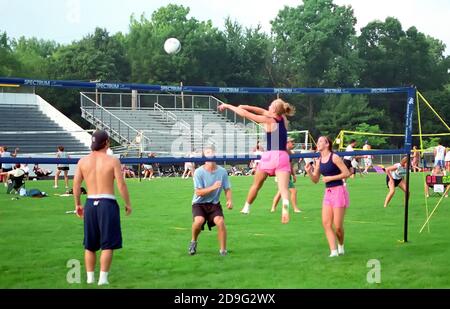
{"left": 338, "top": 244, "right": 345, "bottom": 255}
{"left": 98, "top": 271, "right": 109, "bottom": 285}
{"left": 329, "top": 249, "right": 338, "bottom": 257}
{"left": 241, "top": 202, "right": 251, "bottom": 213}
{"left": 86, "top": 272, "right": 95, "bottom": 284}
{"left": 282, "top": 199, "right": 290, "bottom": 210}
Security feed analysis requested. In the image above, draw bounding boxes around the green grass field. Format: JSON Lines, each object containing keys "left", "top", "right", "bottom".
{"left": 1, "top": 173, "right": 449, "bottom": 288}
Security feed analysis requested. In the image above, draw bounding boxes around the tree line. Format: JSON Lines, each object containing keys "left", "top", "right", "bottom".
{"left": 1, "top": 0, "right": 449, "bottom": 147}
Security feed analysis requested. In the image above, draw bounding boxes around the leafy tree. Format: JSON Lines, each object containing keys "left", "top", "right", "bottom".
{"left": 270, "top": 0, "right": 359, "bottom": 130}
{"left": 412, "top": 88, "right": 450, "bottom": 147}
{"left": 220, "top": 18, "right": 274, "bottom": 105}
{"left": 315, "top": 94, "right": 385, "bottom": 137}
{"left": 271, "top": 0, "right": 358, "bottom": 87}
{"left": 40, "top": 28, "right": 130, "bottom": 124}
{"left": 422, "top": 137, "right": 440, "bottom": 149}
{"left": 126, "top": 4, "right": 227, "bottom": 85}
{"left": 48, "top": 27, "right": 129, "bottom": 81}
{"left": 358, "top": 17, "right": 448, "bottom": 90}
{"left": 11, "top": 37, "right": 58, "bottom": 78}
{"left": 0, "top": 31, "right": 21, "bottom": 76}
{"left": 343, "top": 123, "right": 388, "bottom": 149}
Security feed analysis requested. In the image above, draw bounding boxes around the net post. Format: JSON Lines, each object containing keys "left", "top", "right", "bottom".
{"left": 138, "top": 151, "right": 142, "bottom": 183}
{"left": 403, "top": 87, "right": 416, "bottom": 243}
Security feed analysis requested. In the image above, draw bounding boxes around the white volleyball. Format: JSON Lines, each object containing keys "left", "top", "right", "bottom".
{"left": 164, "top": 38, "right": 181, "bottom": 54}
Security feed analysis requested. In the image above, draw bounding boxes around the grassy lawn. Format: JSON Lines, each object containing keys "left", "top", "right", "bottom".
{"left": 0, "top": 172, "right": 449, "bottom": 288}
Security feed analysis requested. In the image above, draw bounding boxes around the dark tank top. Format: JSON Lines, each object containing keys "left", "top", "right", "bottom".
{"left": 320, "top": 153, "right": 343, "bottom": 188}
{"left": 266, "top": 116, "right": 287, "bottom": 151}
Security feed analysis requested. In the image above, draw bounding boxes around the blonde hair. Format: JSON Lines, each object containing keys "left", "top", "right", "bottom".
{"left": 400, "top": 157, "right": 408, "bottom": 166}
{"left": 272, "top": 99, "right": 295, "bottom": 117}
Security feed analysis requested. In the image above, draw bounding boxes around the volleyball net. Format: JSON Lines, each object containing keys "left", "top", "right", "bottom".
{"left": 0, "top": 77, "right": 417, "bottom": 240}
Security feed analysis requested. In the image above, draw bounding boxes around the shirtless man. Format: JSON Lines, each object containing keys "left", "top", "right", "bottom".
{"left": 73, "top": 130, "right": 132, "bottom": 286}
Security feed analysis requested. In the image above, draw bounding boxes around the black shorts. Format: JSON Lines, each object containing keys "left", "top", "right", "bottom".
{"left": 386, "top": 176, "right": 402, "bottom": 188}
{"left": 192, "top": 202, "right": 224, "bottom": 231}
{"left": 84, "top": 198, "right": 122, "bottom": 251}
{"left": 57, "top": 166, "right": 69, "bottom": 171}
{"left": 344, "top": 159, "right": 352, "bottom": 169}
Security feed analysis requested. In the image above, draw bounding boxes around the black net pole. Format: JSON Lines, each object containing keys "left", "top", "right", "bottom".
{"left": 403, "top": 87, "right": 416, "bottom": 243}
{"left": 404, "top": 154, "right": 411, "bottom": 242}
{"left": 138, "top": 152, "right": 142, "bottom": 183}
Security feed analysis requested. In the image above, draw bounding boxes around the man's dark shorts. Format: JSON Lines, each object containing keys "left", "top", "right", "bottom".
{"left": 84, "top": 198, "right": 122, "bottom": 251}
{"left": 192, "top": 202, "right": 224, "bottom": 231}
{"left": 344, "top": 159, "right": 352, "bottom": 170}
{"left": 57, "top": 166, "right": 69, "bottom": 171}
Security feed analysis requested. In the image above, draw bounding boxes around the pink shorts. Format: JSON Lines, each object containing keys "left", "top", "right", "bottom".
{"left": 257, "top": 150, "right": 291, "bottom": 176}
{"left": 323, "top": 185, "right": 349, "bottom": 208}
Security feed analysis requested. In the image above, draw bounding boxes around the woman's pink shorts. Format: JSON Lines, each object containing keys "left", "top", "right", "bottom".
{"left": 257, "top": 150, "right": 291, "bottom": 176}
{"left": 323, "top": 185, "right": 349, "bottom": 208}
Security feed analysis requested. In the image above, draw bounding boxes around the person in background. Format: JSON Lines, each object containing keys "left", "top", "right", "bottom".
{"left": 1, "top": 146, "right": 18, "bottom": 187}
{"left": 425, "top": 165, "right": 448, "bottom": 198}
{"left": 434, "top": 141, "right": 446, "bottom": 169}
{"left": 54, "top": 145, "right": 70, "bottom": 189}
{"left": 362, "top": 141, "right": 374, "bottom": 174}
{"left": 182, "top": 152, "right": 195, "bottom": 179}
{"left": 143, "top": 153, "right": 155, "bottom": 180}
{"left": 383, "top": 157, "right": 408, "bottom": 208}
{"left": 33, "top": 164, "right": 52, "bottom": 177}
{"left": 445, "top": 147, "right": 450, "bottom": 172}
{"left": 411, "top": 146, "right": 422, "bottom": 172}
{"left": 271, "top": 137, "right": 301, "bottom": 213}
{"left": 343, "top": 140, "right": 357, "bottom": 179}
{"left": 20, "top": 163, "right": 30, "bottom": 180}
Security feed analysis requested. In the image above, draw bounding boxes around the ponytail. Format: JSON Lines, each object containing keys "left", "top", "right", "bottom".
{"left": 283, "top": 102, "right": 295, "bottom": 117}
{"left": 272, "top": 99, "right": 296, "bottom": 117}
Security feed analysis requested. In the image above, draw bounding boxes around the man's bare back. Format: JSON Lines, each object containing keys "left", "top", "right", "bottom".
{"left": 77, "top": 152, "right": 118, "bottom": 196}
{"left": 73, "top": 148, "right": 131, "bottom": 217}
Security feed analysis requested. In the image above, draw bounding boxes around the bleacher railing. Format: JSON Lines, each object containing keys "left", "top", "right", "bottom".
{"left": 80, "top": 93, "right": 151, "bottom": 150}
{"left": 80, "top": 92, "right": 266, "bottom": 155}
{"left": 81, "top": 92, "right": 261, "bottom": 131}
{"left": 153, "top": 102, "right": 213, "bottom": 151}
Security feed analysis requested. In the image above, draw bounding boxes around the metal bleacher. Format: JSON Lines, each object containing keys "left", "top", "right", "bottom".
{"left": 80, "top": 92, "right": 263, "bottom": 156}
{"left": 0, "top": 96, "right": 90, "bottom": 154}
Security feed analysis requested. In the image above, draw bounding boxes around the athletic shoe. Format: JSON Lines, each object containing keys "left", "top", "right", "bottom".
{"left": 219, "top": 249, "right": 227, "bottom": 256}
{"left": 329, "top": 250, "right": 339, "bottom": 257}
{"left": 240, "top": 205, "right": 250, "bottom": 214}
{"left": 188, "top": 241, "right": 197, "bottom": 255}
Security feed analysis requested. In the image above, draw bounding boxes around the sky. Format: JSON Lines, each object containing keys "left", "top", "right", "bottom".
{"left": 1, "top": 0, "right": 449, "bottom": 55}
